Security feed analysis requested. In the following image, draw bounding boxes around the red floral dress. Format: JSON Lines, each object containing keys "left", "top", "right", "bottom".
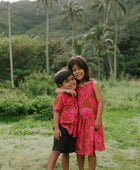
{"left": 75, "top": 80, "right": 105, "bottom": 156}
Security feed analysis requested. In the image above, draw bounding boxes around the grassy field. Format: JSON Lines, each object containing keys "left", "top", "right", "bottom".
{"left": 0, "top": 80, "right": 140, "bottom": 170}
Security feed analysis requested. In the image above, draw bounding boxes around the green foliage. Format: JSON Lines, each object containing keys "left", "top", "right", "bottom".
{"left": 74, "top": 39, "right": 84, "bottom": 55}
{"left": 0, "top": 35, "right": 65, "bottom": 85}
{"left": 0, "top": 71, "right": 56, "bottom": 120}
{"left": 50, "top": 52, "right": 69, "bottom": 73}
{"left": 30, "top": 95, "right": 54, "bottom": 121}
{"left": 0, "top": 34, "right": 45, "bottom": 84}
{"left": 118, "top": 5, "right": 140, "bottom": 78}
{"left": 100, "top": 79, "right": 140, "bottom": 150}
{"left": 0, "top": 89, "right": 30, "bottom": 119}
{"left": 0, "top": 0, "right": 140, "bottom": 81}
{"left": 0, "top": 80, "right": 139, "bottom": 170}
{"left": 19, "top": 71, "right": 57, "bottom": 98}
{"left": 0, "top": 88, "right": 54, "bottom": 120}
{"left": 100, "top": 79, "right": 140, "bottom": 110}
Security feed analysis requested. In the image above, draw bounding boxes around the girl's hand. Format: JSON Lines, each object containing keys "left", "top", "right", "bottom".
{"left": 95, "top": 119, "right": 101, "bottom": 130}
{"left": 54, "top": 128, "right": 62, "bottom": 140}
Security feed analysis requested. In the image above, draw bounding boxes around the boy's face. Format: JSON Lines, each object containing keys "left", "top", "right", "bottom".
{"left": 61, "top": 75, "right": 77, "bottom": 90}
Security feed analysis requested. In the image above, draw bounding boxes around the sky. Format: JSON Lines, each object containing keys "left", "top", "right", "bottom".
{"left": 0, "top": 0, "right": 36, "bottom": 2}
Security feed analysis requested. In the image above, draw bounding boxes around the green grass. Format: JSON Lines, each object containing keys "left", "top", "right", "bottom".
{"left": 0, "top": 80, "right": 140, "bottom": 169}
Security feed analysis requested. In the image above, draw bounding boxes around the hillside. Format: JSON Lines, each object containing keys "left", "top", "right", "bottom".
{"left": 0, "top": 0, "right": 140, "bottom": 79}
{"left": 0, "top": 0, "right": 139, "bottom": 39}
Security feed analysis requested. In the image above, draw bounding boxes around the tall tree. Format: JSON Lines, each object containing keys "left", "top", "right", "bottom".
{"left": 35, "top": 0, "right": 58, "bottom": 74}
{"left": 86, "top": 23, "right": 113, "bottom": 80}
{"left": 8, "top": 2, "right": 14, "bottom": 88}
{"left": 74, "top": 39, "right": 84, "bottom": 55}
{"left": 60, "top": 0, "right": 84, "bottom": 51}
{"left": 106, "top": 0, "right": 126, "bottom": 79}
{"left": 91, "top": 0, "right": 109, "bottom": 25}
{"left": 91, "top": 0, "right": 126, "bottom": 80}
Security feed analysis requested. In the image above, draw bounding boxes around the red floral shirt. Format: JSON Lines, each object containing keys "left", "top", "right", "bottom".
{"left": 53, "top": 93, "right": 78, "bottom": 137}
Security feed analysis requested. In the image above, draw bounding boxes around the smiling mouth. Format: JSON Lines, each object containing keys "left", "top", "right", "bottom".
{"left": 70, "top": 84, "right": 76, "bottom": 87}
{"left": 76, "top": 74, "right": 82, "bottom": 77}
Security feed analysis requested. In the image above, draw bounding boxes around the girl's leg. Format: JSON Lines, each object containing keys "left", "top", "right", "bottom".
{"left": 47, "top": 150, "right": 61, "bottom": 170}
{"left": 77, "top": 154, "right": 85, "bottom": 170}
{"left": 88, "top": 153, "right": 96, "bottom": 170}
{"left": 61, "top": 153, "right": 69, "bottom": 170}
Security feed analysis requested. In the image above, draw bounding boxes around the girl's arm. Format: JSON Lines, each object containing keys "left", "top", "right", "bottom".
{"left": 93, "top": 80, "right": 103, "bottom": 130}
{"left": 53, "top": 110, "right": 62, "bottom": 140}
{"left": 55, "top": 88, "right": 76, "bottom": 96}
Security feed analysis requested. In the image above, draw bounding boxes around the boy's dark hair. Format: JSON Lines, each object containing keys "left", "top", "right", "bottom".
{"left": 54, "top": 68, "right": 73, "bottom": 87}
{"left": 68, "top": 55, "right": 90, "bottom": 82}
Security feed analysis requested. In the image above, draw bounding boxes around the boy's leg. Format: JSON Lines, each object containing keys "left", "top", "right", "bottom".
{"left": 61, "top": 153, "right": 69, "bottom": 170}
{"left": 88, "top": 153, "right": 96, "bottom": 170}
{"left": 77, "top": 154, "right": 85, "bottom": 170}
{"left": 47, "top": 150, "right": 61, "bottom": 170}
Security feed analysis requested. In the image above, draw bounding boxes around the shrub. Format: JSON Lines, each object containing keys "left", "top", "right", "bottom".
{"left": 0, "top": 88, "right": 54, "bottom": 120}
{"left": 0, "top": 35, "right": 65, "bottom": 85}
{"left": 0, "top": 89, "right": 31, "bottom": 119}
{"left": 19, "top": 71, "right": 57, "bottom": 98}
{"left": 30, "top": 95, "right": 54, "bottom": 120}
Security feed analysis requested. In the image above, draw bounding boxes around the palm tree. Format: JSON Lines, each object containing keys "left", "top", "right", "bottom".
{"left": 91, "top": 0, "right": 126, "bottom": 80}
{"left": 91, "top": 0, "right": 109, "bottom": 25}
{"left": 85, "top": 22, "right": 114, "bottom": 79}
{"left": 8, "top": 2, "right": 14, "bottom": 88}
{"left": 36, "top": 0, "right": 58, "bottom": 74}
{"left": 74, "top": 39, "right": 84, "bottom": 55}
{"left": 60, "top": 0, "right": 84, "bottom": 51}
{"left": 86, "top": 23, "right": 112, "bottom": 80}
{"left": 107, "top": 0, "right": 126, "bottom": 80}
{"left": 104, "top": 33, "right": 114, "bottom": 79}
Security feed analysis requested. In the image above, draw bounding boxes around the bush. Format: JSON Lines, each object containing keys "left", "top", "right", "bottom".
{"left": 30, "top": 95, "right": 54, "bottom": 120}
{"left": 0, "top": 88, "right": 54, "bottom": 120}
{"left": 0, "top": 89, "right": 31, "bottom": 118}
{"left": 19, "top": 71, "right": 57, "bottom": 98}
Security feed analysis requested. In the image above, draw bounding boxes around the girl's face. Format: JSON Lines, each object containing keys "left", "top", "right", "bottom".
{"left": 72, "top": 64, "right": 85, "bottom": 81}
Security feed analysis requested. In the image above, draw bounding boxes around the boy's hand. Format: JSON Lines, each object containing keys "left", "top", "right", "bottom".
{"left": 55, "top": 88, "right": 77, "bottom": 96}
{"left": 54, "top": 128, "right": 62, "bottom": 140}
{"left": 95, "top": 119, "right": 100, "bottom": 130}
{"left": 66, "top": 89, "right": 77, "bottom": 96}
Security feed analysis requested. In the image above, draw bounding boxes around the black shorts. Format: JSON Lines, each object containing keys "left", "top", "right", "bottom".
{"left": 52, "top": 125, "right": 76, "bottom": 153}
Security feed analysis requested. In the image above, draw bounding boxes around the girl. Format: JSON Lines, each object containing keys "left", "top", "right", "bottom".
{"left": 56, "top": 56, "right": 105, "bottom": 170}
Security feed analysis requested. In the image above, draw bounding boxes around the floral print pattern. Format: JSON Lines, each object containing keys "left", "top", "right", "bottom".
{"left": 53, "top": 93, "right": 78, "bottom": 137}
{"left": 75, "top": 80, "right": 105, "bottom": 156}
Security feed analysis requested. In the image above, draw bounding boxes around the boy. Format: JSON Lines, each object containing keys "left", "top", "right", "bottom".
{"left": 47, "top": 68, "right": 78, "bottom": 170}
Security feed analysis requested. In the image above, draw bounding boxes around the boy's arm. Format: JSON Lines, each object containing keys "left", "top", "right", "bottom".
{"left": 55, "top": 88, "right": 76, "bottom": 96}
{"left": 93, "top": 80, "right": 103, "bottom": 130}
{"left": 53, "top": 110, "right": 62, "bottom": 140}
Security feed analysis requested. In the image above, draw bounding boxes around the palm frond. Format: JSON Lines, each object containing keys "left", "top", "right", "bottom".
{"left": 119, "top": 0, "right": 126, "bottom": 15}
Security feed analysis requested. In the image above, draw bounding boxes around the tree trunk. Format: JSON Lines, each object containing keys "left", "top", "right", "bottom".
{"left": 98, "top": 49, "right": 101, "bottom": 80}
{"left": 46, "top": 6, "right": 49, "bottom": 74}
{"left": 72, "top": 21, "right": 74, "bottom": 51}
{"left": 8, "top": 2, "right": 14, "bottom": 88}
{"left": 107, "top": 52, "right": 113, "bottom": 79}
{"left": 113, "top": 14, "right": 117, "bottom": 80}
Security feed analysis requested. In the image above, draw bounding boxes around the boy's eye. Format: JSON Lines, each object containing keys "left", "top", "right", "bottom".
{"left": 72, "top": 69, "right": 76, "bottom": 72}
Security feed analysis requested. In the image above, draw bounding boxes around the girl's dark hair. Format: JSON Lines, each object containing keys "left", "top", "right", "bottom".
{"left": 68, "top": 56, "right": 90, "bottom": 82}
{"left": 54, "top": 68, "right": 73, "bottom": 87}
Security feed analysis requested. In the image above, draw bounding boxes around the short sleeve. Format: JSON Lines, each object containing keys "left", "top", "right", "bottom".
{"left": 53, "top": 94, "right": 64, "bottom": 113}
